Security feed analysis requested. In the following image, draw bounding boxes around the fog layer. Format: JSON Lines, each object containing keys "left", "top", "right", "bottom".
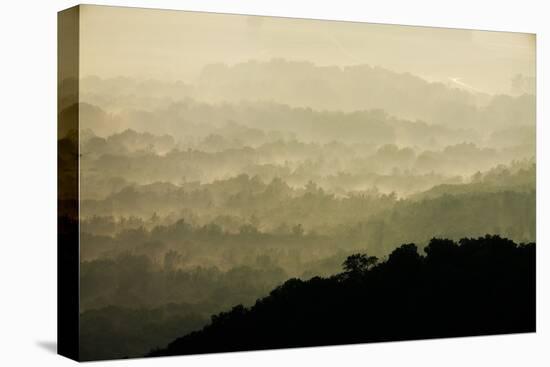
{"left": 61, "top": 5, "right": 536, "bottom": 360}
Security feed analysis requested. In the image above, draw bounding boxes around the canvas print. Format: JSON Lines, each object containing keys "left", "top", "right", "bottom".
{"left": 58, "top": 5, "right": 536, "bottom": 362}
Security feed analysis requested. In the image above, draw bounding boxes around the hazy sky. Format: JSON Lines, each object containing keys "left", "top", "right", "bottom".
{"left": 80, "top": 5, "right": 535, "bottom": 94}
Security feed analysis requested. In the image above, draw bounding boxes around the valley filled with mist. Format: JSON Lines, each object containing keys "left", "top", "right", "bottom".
{"left": 58, "top": 6, "right": 537, "bottom": 361}
{"left": 60, "top": 59, "right": 536, "bottom": 360}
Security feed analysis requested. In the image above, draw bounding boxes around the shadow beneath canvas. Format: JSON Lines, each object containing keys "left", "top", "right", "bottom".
{"left": 36, "top": 340, "right": 57, "bottom": 354}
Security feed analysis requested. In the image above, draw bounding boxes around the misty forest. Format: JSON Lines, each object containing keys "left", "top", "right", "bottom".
{"left": 58, "top": 8, "right": 535, "bottom": 361}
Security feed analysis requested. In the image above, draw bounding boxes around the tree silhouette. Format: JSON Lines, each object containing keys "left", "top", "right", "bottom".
{"left": 342, "top": 253, "right": 378, "bottom": 274}
{"left": 148, "top": 235, "right": 535, "bottom": 358}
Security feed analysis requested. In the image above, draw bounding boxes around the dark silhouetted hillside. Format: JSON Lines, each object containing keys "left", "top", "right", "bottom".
{"left": 150, "top": 235, "right": 535, "bottom": 357}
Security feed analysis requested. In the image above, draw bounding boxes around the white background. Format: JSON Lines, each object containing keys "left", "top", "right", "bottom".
{"left": 0, "top": 0, "right": 548, "bottom": 365}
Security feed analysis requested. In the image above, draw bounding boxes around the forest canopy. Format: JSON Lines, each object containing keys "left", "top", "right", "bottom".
{"left": 62, "top": 14, "right": 535, "bottom": 359}
{"left": 149, "top": 235, "right": 535, "bottom": 357}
